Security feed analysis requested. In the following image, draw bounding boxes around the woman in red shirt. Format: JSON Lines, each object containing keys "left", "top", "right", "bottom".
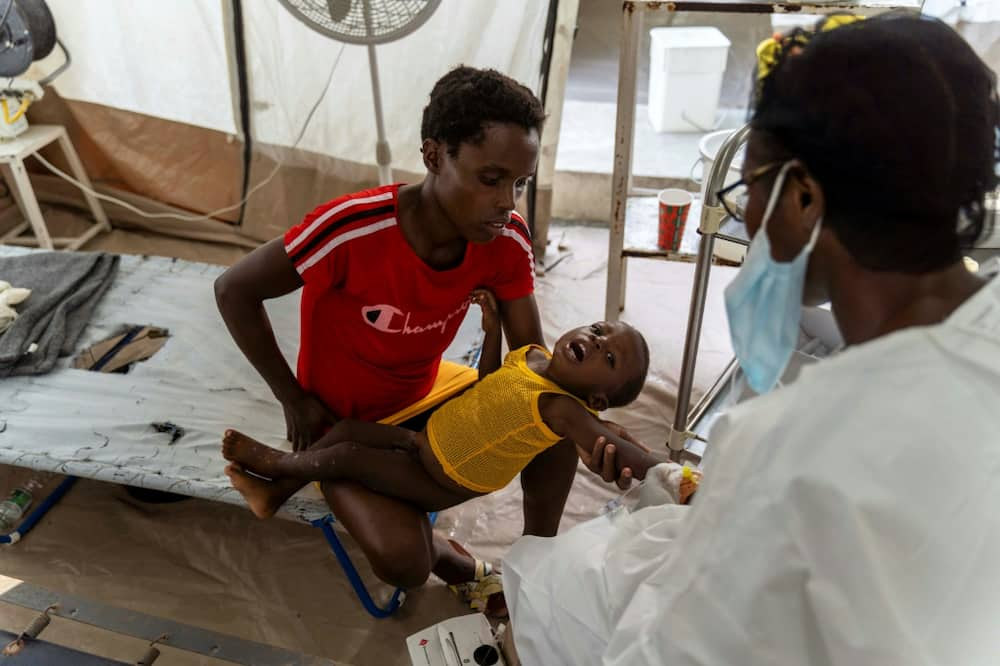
{"left": 216, "top": 66, "right": 634, "bottom": 593}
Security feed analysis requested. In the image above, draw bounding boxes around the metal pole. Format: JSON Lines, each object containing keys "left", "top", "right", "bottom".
{"left": 532, "top": 0, "right": 580, "bottom": 260}
{"left": 367, "top": 45, "right": 393, "bottom": 185}
{"left": 685, "top": 356, "right": 738, "bottom": 433}
{"left": 669, "top": 233, "right": 717, "bottom": 458}
{"left": 668, "top": 124, "right": 750, "bottom": 459}
{"left": 603, "top": 2, "right": 642, "bottom": 321}
{"left": 363, "top": 1, "right": 392, "bottom": 185}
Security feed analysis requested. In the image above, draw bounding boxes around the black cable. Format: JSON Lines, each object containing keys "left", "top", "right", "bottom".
{"left": 538, "top": 0, "right": 559, "bottom": 107}
{"left": 230, "top": 0, "right": 253, "bottom": 227}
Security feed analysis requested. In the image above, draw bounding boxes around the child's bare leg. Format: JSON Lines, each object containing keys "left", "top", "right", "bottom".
{"left": 222, "top": 420, "right": 416, "bottom": 475}
{"left": 331, "top": 442, "right": 477, "bottom": 511}
{"left": 223, "top": 420, "right": 417, "bottom": 477}
{"left": 221, "top": 420, "right": 418, "bottom": 514}
{"left": 224, "top": 430, "right": 474, "bottom": 512}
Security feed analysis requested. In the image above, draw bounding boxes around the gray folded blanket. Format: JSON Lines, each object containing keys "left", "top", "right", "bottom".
{"left": 0, "top": 251, "right": 119, "bottom": 376}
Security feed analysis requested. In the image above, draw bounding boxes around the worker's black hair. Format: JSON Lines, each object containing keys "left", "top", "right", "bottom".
{"left": 421, "top": 66, "right": 545, "bottom": 156}
{"left": 752, "top": 14, "right": 999, "bottom": 272}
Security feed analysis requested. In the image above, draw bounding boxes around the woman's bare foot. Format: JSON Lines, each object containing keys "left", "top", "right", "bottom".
{"left": 433, "top": 535, "right": 478, "bottom": 584}
{"left": 222, "top": 429, "right": 288, "bottom": 478}
{"left": 224, "top": 463, "right": 286, "bottom": 519}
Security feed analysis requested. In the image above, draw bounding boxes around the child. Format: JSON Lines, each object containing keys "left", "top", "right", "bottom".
{"left": 222, "top": 289, "right": 665, "bottom": 516}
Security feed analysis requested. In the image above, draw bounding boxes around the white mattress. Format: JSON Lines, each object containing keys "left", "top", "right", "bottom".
{"left": 0, "top": 247, "right": 482, "bottom": 522}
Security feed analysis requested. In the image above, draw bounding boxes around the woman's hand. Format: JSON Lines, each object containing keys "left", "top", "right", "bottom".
{"left": 283, "top": 391, "right": 338, "bottom": 451}
{"left": 471, "top": 288, "right": 499, "bottom": 335}
{"left": 576, "top": 421, "right": 650, "bottom": 490}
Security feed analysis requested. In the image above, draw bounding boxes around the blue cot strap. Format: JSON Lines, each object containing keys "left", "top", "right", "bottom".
{"left": 89, "top": 326, "right": 145, "bottom": 372}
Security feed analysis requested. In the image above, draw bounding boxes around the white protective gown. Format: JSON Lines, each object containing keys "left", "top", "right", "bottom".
{"left": 504, "top": 276, "right": 1000, "bottom": 666}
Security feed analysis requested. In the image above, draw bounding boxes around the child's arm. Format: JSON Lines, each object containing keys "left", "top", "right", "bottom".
{"left": 539, "top": 394, "right": 662, "bottom": 480}
{"left": 471, "top": 288, "right": 502, "bottom": 380}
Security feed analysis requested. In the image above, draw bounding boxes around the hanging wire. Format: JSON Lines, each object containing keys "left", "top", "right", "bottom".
{"left": 32, "top": 41, "right": 347, "bottom": 223}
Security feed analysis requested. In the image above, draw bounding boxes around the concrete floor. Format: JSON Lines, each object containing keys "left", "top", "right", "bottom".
{"left": 0, "top": 208, "right": 739, "bottom": 665}
{"left": 552, "top": 0, "right": 775, "bottom": 222}
{"left": 552, "top": 1, "right": 1000, "bottom": 223}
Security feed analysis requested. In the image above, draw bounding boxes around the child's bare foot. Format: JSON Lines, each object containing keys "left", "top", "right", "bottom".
{"left": 222, "top": 429, "right": 287, "bottom": 478}
{"left": 224, "top": 463, "right": 285, "bottom": 519}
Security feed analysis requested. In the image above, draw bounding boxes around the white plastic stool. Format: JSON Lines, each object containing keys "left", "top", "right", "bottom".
{"left": 0, "top": 124, "right": 111, "bottom": 251}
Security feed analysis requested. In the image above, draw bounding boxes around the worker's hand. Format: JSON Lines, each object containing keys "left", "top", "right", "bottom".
{"left": 577, "top": 421, "right": 650, "bottom": 490}
{"left": 471, "top": 288, "right": 499, "bottom": 335}
{"left": 283, "top": 391, "right": 338, "bottom": 452}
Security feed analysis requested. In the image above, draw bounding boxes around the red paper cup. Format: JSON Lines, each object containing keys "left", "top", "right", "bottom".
{"left": 657, "top": 189, "right": 693, "bottom": 252}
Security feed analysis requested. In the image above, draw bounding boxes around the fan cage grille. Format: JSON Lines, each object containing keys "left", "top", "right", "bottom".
{"left": 279, "top": 0, "right": 440, "bottom": 45}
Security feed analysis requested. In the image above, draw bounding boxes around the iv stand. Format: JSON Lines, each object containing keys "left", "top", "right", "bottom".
{"left": 667, "top": 124, "right": 751, "bottom": 462}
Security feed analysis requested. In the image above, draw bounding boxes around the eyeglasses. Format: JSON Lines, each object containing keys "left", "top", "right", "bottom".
{"left": 715, "top": 161, "right": 784, "bottom": 223}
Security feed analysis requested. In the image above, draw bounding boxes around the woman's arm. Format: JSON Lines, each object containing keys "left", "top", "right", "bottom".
{"left": 578, "top": 423, "right": 648, "bottom": 489}
{"left": 498, "top": 293, "right": 545, "bottom": 350}
{"left": 215, "top": 238, "right": 336, "bottom": 450}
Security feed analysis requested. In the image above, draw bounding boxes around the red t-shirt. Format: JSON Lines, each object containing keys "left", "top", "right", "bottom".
{"left": 283, "top": 183, "right": 535, "bottom": 422}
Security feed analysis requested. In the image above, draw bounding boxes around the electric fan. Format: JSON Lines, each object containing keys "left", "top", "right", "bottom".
{"left": 277, "top": 0, "right": 441, "bottom": 185}
{"left": 0, "top": 0, "right": 70, "bottom": 139}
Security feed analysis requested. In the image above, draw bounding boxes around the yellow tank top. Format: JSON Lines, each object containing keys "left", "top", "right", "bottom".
{"left": 426, "top": 344, "right": 596, "bottom": 493}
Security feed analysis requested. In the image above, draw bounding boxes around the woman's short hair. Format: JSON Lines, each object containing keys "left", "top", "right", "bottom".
{"left": 421, "top": 66, "right": 545, "bottom": 157}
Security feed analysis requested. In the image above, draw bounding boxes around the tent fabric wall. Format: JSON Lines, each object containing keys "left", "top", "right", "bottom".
{"left": 238, "top": 0, "right": 548, "bottom": 240}
{"left": 236, "top": 144, "right": 423, "bottom": 242}
{"left": 41, "top": 0, "right": 237, "bottom": 135}
{"left": 22, "top": 0, "right": 549, "bottom": 245}
{"left": 243, "top": 1, "right": 547, "bottom": 174}
{"left": 28, "top": 93, "right": 245, "bottom": 225}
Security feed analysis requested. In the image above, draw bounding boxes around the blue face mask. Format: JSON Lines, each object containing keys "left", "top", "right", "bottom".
{"left": 724, "top": 162, "right": 822, "bottom": 394}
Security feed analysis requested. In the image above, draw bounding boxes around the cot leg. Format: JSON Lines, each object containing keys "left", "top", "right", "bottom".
{"left": 310, "top": 511, "right": 438, "bottom": 619}
{"left": 0, "top": 476, "right": 78, "bottom": 544}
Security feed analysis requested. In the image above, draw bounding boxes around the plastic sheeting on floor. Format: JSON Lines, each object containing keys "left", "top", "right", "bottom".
{"left": 0, "top": 224, "right": 738, "bottom": 665}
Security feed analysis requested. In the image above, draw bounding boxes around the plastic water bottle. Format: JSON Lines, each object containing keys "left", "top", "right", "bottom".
{"left": 0, "top": 479, "right": 42, "bottom": 531}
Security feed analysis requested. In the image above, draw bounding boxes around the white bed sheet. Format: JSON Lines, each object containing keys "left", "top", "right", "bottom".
{"left": 0, "top": 247, "right": 481, "bottom": 522}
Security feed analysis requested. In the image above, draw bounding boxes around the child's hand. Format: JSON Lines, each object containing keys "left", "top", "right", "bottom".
{"left": 471, "top": 288, "right": 499, "bottom": 334}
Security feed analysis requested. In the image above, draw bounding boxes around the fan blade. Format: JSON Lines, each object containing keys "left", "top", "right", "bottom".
{"left": 326, "top": 0, "right": 351, "bottom": 24}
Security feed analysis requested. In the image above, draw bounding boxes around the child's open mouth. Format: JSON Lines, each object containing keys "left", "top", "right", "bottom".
{"left": 569, "top": 340, "right": 586, "bottom": 362}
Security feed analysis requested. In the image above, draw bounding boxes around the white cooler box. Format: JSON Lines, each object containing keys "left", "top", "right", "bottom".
{"left": 648, "top": 27, "right": 731, "bottom": 133}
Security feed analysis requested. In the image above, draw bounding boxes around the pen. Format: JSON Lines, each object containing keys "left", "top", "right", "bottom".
{"left": 449, "top": 630, "right": 463, "bottom": 664}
